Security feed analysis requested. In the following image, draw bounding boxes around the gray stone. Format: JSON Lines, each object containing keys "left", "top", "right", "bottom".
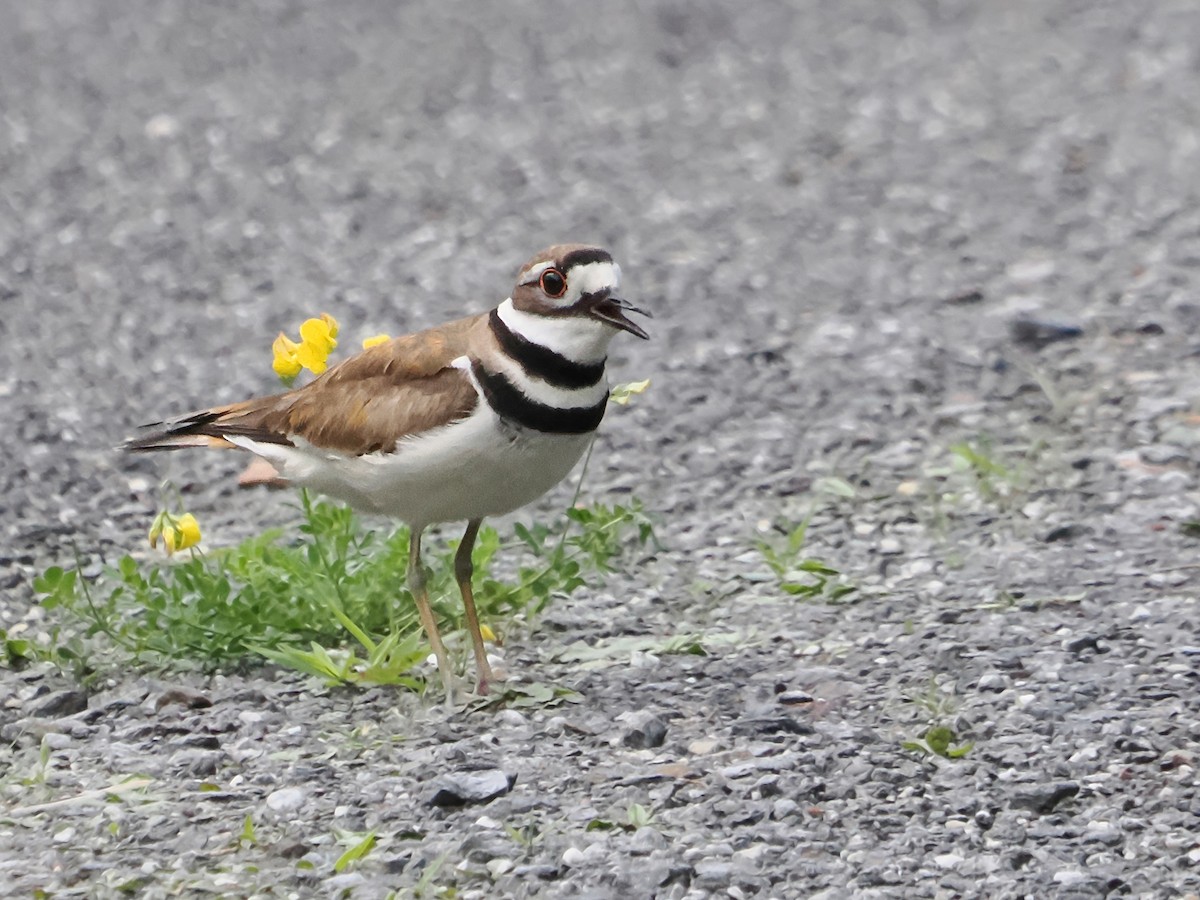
{"left": 629, "top": 826, "right": 668, "bottom": 855}
{"left": 265, "top": 787, "right": 307, "bottom": 813}
{"left": 693, "top": 860, "right": 733, "bottom": 890}
{"left": 428, "top": 769, "right": 515, "bottom": 807}
{"left": 616, "top": 710, "right": 668, "bottom": 749}
{"left": 1011, "top": 782, "right": 1080, "bottom": 815}
{"left": 29, "top": 690, "right": 88, "bottom": 718}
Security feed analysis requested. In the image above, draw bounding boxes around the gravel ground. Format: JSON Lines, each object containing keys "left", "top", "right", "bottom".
{"left": 3, "top": 1, "right": 1200, "bottom": 897}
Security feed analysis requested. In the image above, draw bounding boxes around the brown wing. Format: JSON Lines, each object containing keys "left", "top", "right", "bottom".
{"left": 126, "top": 314, "right": 484, "bottom": 456}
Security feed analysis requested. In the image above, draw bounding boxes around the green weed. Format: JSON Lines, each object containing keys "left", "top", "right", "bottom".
{"left": 333, "top": 828, "right": 377, "bottom": 872}
{"left": 29, "top": 492, "right": 654, "bottom": 688}
{"left": 757, "top": 518, "right": 856, "bottom": 603}
{"left": 901, "top": 679, "right": 974, "bottom": 760}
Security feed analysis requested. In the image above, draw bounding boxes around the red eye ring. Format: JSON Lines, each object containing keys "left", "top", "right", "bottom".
{"left": 539, "top": 268, "right": 567, "bottom": 298}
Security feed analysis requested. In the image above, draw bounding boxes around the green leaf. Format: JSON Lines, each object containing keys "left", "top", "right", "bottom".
{"left": 626, "top": 802, "right": 652, "bottom": 828}
{"left": 334, "top": 830, "right": 376, "bottom": 872}
{"left": 34, "top": 566, "right": 77, "bottom": 610}
{"left": 924, "top": 726, "right": 954, "bottom": 757}
{"left": 813, "top": 476, "right": 857, "bottom": 499}
{"left": 908, "top": 725, "right": 973, "bottom": 760}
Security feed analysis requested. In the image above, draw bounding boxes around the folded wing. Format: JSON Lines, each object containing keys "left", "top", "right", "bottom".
{"left": 125, "top": 315, "right": 483, "bottom": 457}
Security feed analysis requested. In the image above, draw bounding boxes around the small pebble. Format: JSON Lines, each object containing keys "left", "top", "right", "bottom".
{"left": 616, "top": 710, "right": 668, "bottom": 749}
{"left": 266, "top": 787, "right": 306, "bottom": 813}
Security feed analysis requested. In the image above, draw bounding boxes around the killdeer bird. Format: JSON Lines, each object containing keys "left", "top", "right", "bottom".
{"left": 125, "top": 244, "right": 650, "bottom": 700}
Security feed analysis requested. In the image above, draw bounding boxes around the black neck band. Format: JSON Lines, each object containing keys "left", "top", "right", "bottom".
{"left": 473, "top": 362, "right": 607, "bottom": 434}
{"left": 489, "top": 309, "right": 606, "bottom": 390}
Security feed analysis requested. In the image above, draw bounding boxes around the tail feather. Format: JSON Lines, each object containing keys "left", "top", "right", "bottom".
{"left": 123, "top": 401, "right": 293, "bottom": 453}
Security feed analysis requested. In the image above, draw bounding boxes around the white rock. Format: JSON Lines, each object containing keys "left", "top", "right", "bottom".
{"left": 772, "top": 798, "right": 799, "bottom": 819}
{"left": 266, "top": 787, "right": 306, "bottom": 812}
{"left": 878, "top": 538, "right": 903, "bottom": 555}
{"left": 487, "top": 858, "right": 515, "bottom": 877}
{"left": 495, "top": 709, "right": 527, "bottom": 728}
{"left": 143, "top": 114, "right": 180, "bottom": 139}
{"left": 1068, "top": 745, "right": 1099, "bottom": 764}
{"left": 1053, "top": 869, "right": 1088, "bottom": 887}
{"left": 43, "top": 732, "right": 72, "bottom": 750}
{"left": 977, "top": 672, "right": 1009, "bottom": 691}
{"left": 733, "top": 843, "right": 768, "bottom": 866}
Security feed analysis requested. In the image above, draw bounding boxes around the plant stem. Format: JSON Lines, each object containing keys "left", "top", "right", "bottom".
{"left": 300, "top": 489, "right": 377, "bottom": 653}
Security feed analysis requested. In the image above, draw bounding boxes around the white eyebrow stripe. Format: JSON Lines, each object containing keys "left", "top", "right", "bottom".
{"left": 519, "top": 260, "right": 556, "bottom": 284}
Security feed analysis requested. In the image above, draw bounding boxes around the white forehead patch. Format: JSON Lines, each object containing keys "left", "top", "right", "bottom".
{"left": 567, "top": 261, "right": 621, "bottom": 299}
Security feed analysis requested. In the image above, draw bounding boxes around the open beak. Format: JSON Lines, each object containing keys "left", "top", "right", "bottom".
{"left": 588, "top": 294, "right": 652, "bottom": 340}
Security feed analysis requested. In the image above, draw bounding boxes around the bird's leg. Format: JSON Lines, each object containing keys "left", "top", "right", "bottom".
{"left": 407, "top": 527, "right": 455, "bottom": 704}
{"left": 455, "top": 518, "right": 494, "bottom": 695}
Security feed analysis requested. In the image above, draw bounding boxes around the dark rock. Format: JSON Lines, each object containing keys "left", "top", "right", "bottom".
{"left": 173, "top": 749, "right": 221, "bottom": 777}
{"left": 28, "top": 689, "right": 88, "bottom": 718}
{"left": 694, "top": 860, "right": 733, "bottom": 889}
{"left": 429, "top": 769, "right": 515, "bottom": 807}
{"left": 1011, "top": 782, "right": 1080, "bottom": 814}
{"left": 459, "top": 832, "right": 512, "bottom": 863}
{"left": 512, "top": 864, "right": 559, "bottom": 880}
{"left": 731, "top": 716, "right": 815, "bottom": 737}
{"left": 661, "top": 865, "right": 694, "bottom": 889}
{"left": 944, "top": 289, "right": 984, "bottom": 305}
{"left": 617, "top": 710, "right": 668, "bottom": 749}
{"left": 1063, "top": 635, "right": 1101, "bottom": 654}
{"left": 1043, "top": 524, "right": 1089, "bottom": 543}
{"left": 277, "top": 841, "right": 309, "bottom": 859}
{"left": 384, "top": 854, "right": 411, "bottom": 875}
{"left": 172, "top": 733, "right": 221, "bottom": 750}
{"left": 154, "top": 687, "right": 213, "bottom": 712}
{"left": 1010, "top": 318, "right": 1083, "bottom": 349}
{"left": 776, "top": 690, "right": 814, "bottom": 706}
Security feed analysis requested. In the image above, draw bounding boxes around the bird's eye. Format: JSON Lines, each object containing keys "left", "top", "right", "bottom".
{"left": 539, "top": 269, "right": 567, "bottom": 298}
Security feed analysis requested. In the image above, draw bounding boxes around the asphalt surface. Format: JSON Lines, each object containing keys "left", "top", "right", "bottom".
{"left": 2, "top": 1, "right": 1200, "bottom": 897}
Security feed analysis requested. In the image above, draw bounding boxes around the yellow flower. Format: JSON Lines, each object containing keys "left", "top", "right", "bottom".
{"left": 479, "top": 623, "right": 496, "bottom": 643}
{"left": 299, "top": 313, "right": 338, "bottom": 355}
{"left": 272, "top": 333, "right": 303, "bottom": 382}
{"left": 361, "top": 333, "right": 391, "bottom": 350}
{"left": 609, "top": 378, "right": 651, "bottom": 406}
{"left": 149, "top": 511, "right": 202, "bottom": 555}
{"left": 294, "top": 340, "right": 330, "bottom": 375}
{"left": 272, "top": 313, "right": 339, "bottom": 382}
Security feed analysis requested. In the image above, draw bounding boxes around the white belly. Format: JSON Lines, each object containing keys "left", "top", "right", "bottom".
{"left": 233, "top": 405, "right": 593, "bottom": 528}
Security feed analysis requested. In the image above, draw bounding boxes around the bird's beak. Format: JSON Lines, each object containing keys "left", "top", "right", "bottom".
{"left": 588, "top": 293, "right": 652, "bottom": 339}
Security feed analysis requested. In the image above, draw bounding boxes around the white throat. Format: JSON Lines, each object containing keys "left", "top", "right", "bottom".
{"left": 496, "top": 298, "right": 615, "bottom": 364}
